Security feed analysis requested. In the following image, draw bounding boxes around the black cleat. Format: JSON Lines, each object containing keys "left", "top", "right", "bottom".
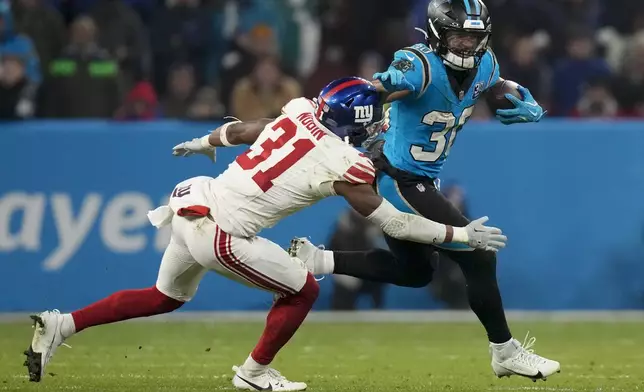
{"left": 24, "top": 345, "right": 43, "bottom": 382}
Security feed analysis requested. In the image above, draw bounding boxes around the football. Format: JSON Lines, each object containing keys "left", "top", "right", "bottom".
{"left": 484, "top": 80, "right": 522, "bottom": 113}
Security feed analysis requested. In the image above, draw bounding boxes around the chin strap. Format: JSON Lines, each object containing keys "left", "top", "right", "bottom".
{"left": 414, "top": 27, "right": 429, "bottom": 41}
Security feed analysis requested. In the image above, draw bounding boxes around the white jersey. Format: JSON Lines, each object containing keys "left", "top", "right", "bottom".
{"left": 206, "top": 97, "right": 375, "bottom": 238}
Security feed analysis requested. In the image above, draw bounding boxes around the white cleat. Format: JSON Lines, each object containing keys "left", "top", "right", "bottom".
{"left": 232, "top": 365, "right": 307, "bottom": 391}
{"left": 24, "top": 310, "right": 69, "bottom": 382}
{"left": 491, "top": 333, "right": 561, "bottom": 382}
{"left": 287, "top": 237, "right": 325, "bottom": 275}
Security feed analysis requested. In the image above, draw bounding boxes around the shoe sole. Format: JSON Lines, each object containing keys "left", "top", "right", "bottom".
{"left": 24, "top": 315, "right": 45, "bottom": 382}
{"left": 497, "top": 369, "right": 561, "bottom": 382}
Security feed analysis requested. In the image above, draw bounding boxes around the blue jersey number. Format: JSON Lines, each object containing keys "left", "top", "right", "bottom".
{"left": 410, "top": 107, "right": 475, "bottom": 162}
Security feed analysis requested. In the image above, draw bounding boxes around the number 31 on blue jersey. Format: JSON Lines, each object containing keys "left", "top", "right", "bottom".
{"left": 411, "top": 106, "right": 474, "bottom": 162}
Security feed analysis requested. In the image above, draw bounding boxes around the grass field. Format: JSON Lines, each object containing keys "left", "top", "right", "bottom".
{"left": 1, "top": 319, "right": 643, "bottom": 391}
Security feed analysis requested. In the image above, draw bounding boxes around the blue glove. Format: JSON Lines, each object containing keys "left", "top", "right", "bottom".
{"left": 496, "top": 85, "right": 546, "bottom": 125}
{"left": 373, "top": 70, "right": 416, "bottom": 93}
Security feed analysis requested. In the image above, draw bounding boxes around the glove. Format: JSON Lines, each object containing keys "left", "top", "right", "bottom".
{"left": 172, "top": 136, "right": 216, "bottom": 162}
{"left": 496, "top": 85, "right": 546, "bottom": 125}
{"left": 465, "top": 216, "right": 507, "bottom": 252}
{"left": 373, "top": 70, "right": 416, "bottom": 93}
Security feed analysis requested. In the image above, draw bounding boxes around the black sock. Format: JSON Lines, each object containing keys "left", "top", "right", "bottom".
{"left": 333, "top": 249, "right": 433, "bottom": 288}
{"left": 452, "top": 250, "right": 512, "bottom": 343}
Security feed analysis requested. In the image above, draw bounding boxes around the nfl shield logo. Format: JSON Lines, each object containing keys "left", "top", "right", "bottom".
{"left": 472, "top": 82, "right": 485, "bottom": 100}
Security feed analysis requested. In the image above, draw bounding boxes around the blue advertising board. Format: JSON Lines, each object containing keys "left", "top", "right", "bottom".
{"left": 1, "top": 120, "right": 644, "bottom": 311}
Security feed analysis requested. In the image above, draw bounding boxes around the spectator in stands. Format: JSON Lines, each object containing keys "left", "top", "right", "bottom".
{"left": 219, "top": 24, "right": 279, "bottom": 110}
{"left": 41, "top": 16, "right": 121, "bottom": 118}
{"left": 0, "top": 54, "right": 33, "bottom": 119}
{"left": 89, "top": 0, "right": 148, "bottom": 90}
{"left": 12, "top": 0, "right": 65, "bottom": 75}
{"left": 0, "top": 0, "right": 40, "bottom": 92}
{"left": 503, "top": 35, "right": 550, "bottom": 104}
{"left": 571, "top": 79, "right": 621, "bottom": 118}
{"left": 270, "top": 0, "right": 320, "bottom": 79}
{"left": 187, "top": 86, "right": 224, "bottom": 121}
{"left": 614, "top": 32, "right": 644, "bottom": 117}
{"left": 551, "top": 29, "right": 612, "bottom": 116}
{"left": 161, "top": 62, "right": 196, "bottom": 118}
{"left": 230, "top": 55, "right": 300, "bottom": 121}
{"left": 357, "top": 51, "right": 384, "bottom": 82}
{"left": 303, "top": 46, "right": 350, "bottom": 99}
{"left": 149, "top": 0, "right": 213, "bottom": 95}
{"left": 114, "top": 80, "right": 158, "bottom": 120}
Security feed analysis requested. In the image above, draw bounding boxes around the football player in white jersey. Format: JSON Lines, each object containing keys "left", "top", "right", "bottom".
{"left": 24, "top": 77, "right": 506, "bottom": 391}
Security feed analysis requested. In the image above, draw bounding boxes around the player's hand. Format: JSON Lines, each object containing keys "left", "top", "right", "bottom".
{"left": 496, "top": 85, "right": 545, "bottom": 125}
{"left": 373, "top": 70, "right": 416, "bottom": 93}
{"left": 465, "top": 216, "right": 507, "bottom": 252}
{"left": 172, "top": 136, "right": 216, "bottom": 162}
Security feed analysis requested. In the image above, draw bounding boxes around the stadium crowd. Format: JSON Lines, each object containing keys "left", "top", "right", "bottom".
{"left": 0, "top": 0, "right": 643, "bottom": 121}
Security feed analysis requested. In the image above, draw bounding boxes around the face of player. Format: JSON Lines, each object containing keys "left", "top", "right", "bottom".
{"left": 445, "top": 31, "right": 487, "bottom": 56}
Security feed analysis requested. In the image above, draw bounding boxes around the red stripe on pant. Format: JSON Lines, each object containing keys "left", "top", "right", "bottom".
{"left": 214, "top": 226, "right": 295, "bottom": 296}
{"left": 213, "top": 226, "right": 268, "bottom": 291}
{"left": 224, "top": 232, "right": 297, "bottom": 295}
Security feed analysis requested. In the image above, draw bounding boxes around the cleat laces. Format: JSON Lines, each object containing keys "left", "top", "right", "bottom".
{"left": 515, "top": 332, "right": 542, "bottom": 368}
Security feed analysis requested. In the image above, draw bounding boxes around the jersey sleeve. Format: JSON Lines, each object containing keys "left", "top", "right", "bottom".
{"left": 312, "top": 144, "right": 377, "bottom": 198}
{"left": 281, "top": 97, "right": 315, "bottom": 116}
{"left": 389, "top": 44, "right": 432, "bottom": 98}
{"left": 484, "top": 49, "right": 501, "bottom": 89}
{"left": 339, "top": 153, "right": 376, "bottom": 185}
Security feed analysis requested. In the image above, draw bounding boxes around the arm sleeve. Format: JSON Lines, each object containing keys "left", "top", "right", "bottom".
{"left": 366, "top": 198, "right": 469, "bottom": 245}
{"left": 389, "top": 46, "right": 432, "bottom": 98}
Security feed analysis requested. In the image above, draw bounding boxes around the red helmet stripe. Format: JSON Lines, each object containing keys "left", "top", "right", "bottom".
{"left": 322, "top": 79, "right": 368, "bottom": 101}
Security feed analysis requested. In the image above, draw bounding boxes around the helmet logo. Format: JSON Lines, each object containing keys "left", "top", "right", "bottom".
{"left": 463, "top": 19, "right": 485, "bottom": 29}
{"left": 354, "top": 105, "right": 374, "bottom": 124}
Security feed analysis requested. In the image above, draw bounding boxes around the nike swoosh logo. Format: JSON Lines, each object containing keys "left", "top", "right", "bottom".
{"left": 236, "top": 375, "right": 273, "bottom": 391}
{"left": 503, "top": 367, "right": 543, "bottom": 379}
{"left": 404, "top": 53, "right": 415, "bottom": 61}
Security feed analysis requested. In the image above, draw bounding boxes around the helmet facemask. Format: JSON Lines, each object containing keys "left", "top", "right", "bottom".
{"left": 428, "top": 19, "right": 491, "bottom": 70}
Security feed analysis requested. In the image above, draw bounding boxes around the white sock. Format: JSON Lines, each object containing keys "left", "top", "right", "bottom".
{"left": 490, "top": 338, "right": 516, "bottom": 360}
{"left": 242, "top": 354, "right": 267, "bottom": 377}
{"left": 490, "top": 338, "right": 513, "bottom": 349}
{"left": 60, "top": 313, "right": 76, "bottom": 338}
{"left": 320, "top": 250, "right": 335, "bottom": 275}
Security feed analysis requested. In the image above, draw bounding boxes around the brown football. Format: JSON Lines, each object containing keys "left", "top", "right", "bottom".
{"left": 484, "top": 80, "right": 522, "bottom": 112}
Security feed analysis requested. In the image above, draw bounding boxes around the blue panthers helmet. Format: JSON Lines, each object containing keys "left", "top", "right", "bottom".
{"left": 315, "top": 77, "right": 382, "bottom": 145}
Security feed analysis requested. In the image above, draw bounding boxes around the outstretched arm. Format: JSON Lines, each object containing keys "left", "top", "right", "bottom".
{"left": 371, "top": 45, "right": 432, "bottom": 103}
{"left": 332, "top": 182, "right": 506, "bottom": 252}
{"left": 208, "top": 118, "right": 274, "bottom": 147}
{"left": 171, "top": 118, "right": 274, "bottom": 161}
{"left": 372, "top": 80, "right": 413, "bottom": 103}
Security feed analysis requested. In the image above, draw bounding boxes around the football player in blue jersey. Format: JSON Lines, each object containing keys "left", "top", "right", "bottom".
{"left": 290, "top": 0, "right": 561, "bottom": 382}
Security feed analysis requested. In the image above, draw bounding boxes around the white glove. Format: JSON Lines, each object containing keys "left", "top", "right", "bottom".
{"left": 172, "top": 135, "right": 216, "bottom": 162}
{"left": 465, "top": 216, "right": 507, "bottom": 252}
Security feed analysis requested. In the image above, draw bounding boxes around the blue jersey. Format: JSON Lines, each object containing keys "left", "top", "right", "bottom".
{"left": 382, "top": 43, "right": 500, "bottom": 178}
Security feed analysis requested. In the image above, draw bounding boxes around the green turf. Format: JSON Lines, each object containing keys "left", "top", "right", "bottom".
{"left": 1, "top": 320, "right": 643, "bottom": 391}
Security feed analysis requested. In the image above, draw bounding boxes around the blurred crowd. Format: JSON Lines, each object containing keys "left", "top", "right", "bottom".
{"left": 0, "top": 0, "right": 643, "bottom": 121}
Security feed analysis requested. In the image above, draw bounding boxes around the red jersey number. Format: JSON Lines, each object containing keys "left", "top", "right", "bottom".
{"left": 236, "top": 117, "right": 315, "bottom": 192}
